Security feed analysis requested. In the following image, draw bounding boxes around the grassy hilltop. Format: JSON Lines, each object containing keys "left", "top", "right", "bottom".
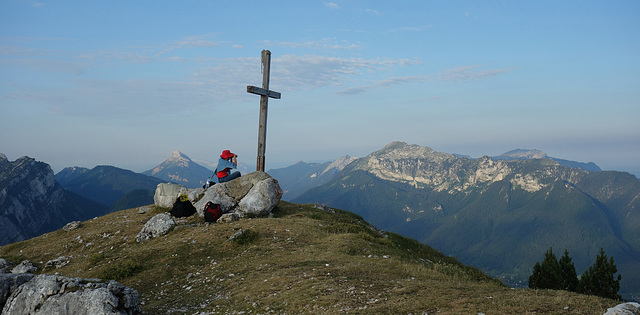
{"left": 0, "top": 201, "right": 619, "bottom": 314}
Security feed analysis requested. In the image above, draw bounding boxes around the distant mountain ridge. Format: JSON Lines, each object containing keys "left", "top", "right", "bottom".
{"left": 493, "top": 149, "right": 602, "bottom": 172}
{"left": 143, "top": 151, "right": 212, "bottom": 188}
{"left": 293, "top": 142, "right": 640, "bottom": 300}
{"left": 0, "top": 155, "right": 107, "bottom": 246}
{"left": 56, "top": 165, "right": 163, "bottom": 211}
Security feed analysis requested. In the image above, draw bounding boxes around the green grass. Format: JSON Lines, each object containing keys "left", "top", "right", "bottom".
{"left": 0, "top": 201, "right": 619, "bottom": 314}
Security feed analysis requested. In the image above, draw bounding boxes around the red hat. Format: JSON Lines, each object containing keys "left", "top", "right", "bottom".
{"left": 220, "top": 150, "right": 235, "bottom": 159}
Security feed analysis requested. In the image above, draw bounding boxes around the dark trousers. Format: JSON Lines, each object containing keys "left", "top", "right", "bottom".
{"left": 218, "top": 171, "right": 241, "bottom": 183}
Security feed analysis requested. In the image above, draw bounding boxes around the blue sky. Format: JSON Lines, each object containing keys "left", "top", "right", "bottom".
{"left": 1, "top": 1, "right": 639, "bottom": 176}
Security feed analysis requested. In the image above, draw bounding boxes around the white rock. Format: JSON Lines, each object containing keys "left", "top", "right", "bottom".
{"left": 153, "top": 183, "right": 189, "bottom": 209}
{"left": 11, "top": 260, "right": 37, "bottom": 274}
{"left": 604, "top": 302, "right": 640, "bottom": 315}
{"left": 136, "top": 213, "right": 175, "bottom": 242}
{"left": 236, "top": 177, "right": 283, "bottom": 217}
{"left": 1, "top": 274, "right": 140, "bottom": 314}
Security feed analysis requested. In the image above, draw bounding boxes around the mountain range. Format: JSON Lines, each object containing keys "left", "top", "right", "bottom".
{"left": 0, "top": 154, "right": 107, "bottom": 246}
{"left": 293, "top": 142, "right": 640, "bottom": 301}
{"left": 493, "top": 149, "right": 602, "bottom": 172}
{"left": 2, "top": 144, "right": 638, "bottom": 301}
{"left": 56, "top": 165, "right": 164, "bottom": 211}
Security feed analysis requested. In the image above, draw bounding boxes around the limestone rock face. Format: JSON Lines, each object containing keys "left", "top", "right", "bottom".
{"left": 349, "top": 141, "right": 574, "bottom": 193}
{"left": 136, "top": 213, "right": 175, "bottom": 242}
{"left": 1, "top": 274, "right": 141, "bottom": 315}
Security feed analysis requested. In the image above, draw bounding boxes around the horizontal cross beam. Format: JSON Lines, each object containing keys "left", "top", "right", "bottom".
{"left": 247, "top": 85, "right": 281, "bottom": 99}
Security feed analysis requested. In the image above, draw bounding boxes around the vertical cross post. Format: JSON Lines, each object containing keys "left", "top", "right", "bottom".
{"left": 247, "top": 50, "right": 281, "bottom": 172}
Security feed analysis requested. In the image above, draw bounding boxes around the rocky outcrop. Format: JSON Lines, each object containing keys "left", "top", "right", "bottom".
{"left": 604, "top": 302, "right": 640, "bottom": 315}
{"left": 0, "top": 273, "right": 34, "bottom": 308}
{"left": 0, "top": 257, "right": 141, "bottom": 314}
{"left": 11, "top": 260, "right": 37, "bottom": 274}
{"left": 1, "top": 274, "right": 141, "bottom": 314}
{"left": 154, "top": 171, "right": 283, "bottom": 220}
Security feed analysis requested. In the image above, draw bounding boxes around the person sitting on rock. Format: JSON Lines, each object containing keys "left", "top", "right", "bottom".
{"left": 215, "top": 149, "right": 241, "bottom": 183}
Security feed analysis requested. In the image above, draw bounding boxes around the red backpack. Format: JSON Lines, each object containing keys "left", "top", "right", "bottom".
{"left": 204, "top": 202, "right": 222, "bottom": 223}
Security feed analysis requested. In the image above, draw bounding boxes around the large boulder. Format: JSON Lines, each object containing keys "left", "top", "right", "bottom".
{"left": 136, "top": 213, "right": 175, "bottom": 242}
{"left": 153, "top": 183, "right": 203, "bottom": 209}
{"left": 0, "top": 273, "right": 35, "bottom": 310}
{"left": 153, "top": 183, "right": 186, "bottom": 208}
{"left": 1, "top": 274, "right": 140, "bottom": 315}
{"left": 193, "top": 184, "right": 236, "bottom": 216}
{"left": 11, "top": 260, "right": 37, "bottom": 274}
{"left": 237, "top": 177, "right": 283, "bottom": 216}
{"left": 155, "top": 172, "right": 283, "bottom": 220}
{"left": 604, "top": 302, "right": 640, "bottom": 315}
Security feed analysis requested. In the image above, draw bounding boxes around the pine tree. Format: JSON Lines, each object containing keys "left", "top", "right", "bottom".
{"left": 528, "top": 247, "right": 562, "bottom": 289}
{"left": 577, "top": 248, "right": 622, "bottom": 300}
{"left": 558, "top": 249, "right": 578, "bottom": 292}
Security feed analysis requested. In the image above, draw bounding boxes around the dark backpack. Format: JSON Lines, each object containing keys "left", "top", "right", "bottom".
{"left": 204, "top": 201, "right": 222, "bottom": 223}
{"left": 170, "top": 195, "right": 196, "bottom": 218}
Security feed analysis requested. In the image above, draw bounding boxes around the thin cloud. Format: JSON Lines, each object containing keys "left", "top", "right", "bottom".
{"left": 261, "top": 39, "right": 360, "bottom": 50}
{"left": 324, "top": 2, "right": 339, "bottom": 9}
{"left": 78, "top": 49, "right": 153, "bottom": 63}
{"left": 0, "top": 58, "right": 89, "bottom": 75}
{"left": 362, "top": 8, "right": 382, "bottom": 16}
{"left": 438, "top": 65, "right": 515, "bottom": 81}
{"left": 386, "top": 25, "right": 432, "bottom": 33}
{"left": 337, "top": 75, "right": 428, "bottom": 95}
{"left": 271, "top": 55, "right": 422, "bottom": 90}
{"left": 176, "top": 35, "right": 225, "bottom": 48}
{"left": 16, "top": 54, "right": 420, "bottom": 118}
{"left": 337, "top": 65, "right": 515, "bottom": 95}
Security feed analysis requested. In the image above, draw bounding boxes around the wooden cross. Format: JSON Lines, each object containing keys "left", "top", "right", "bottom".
{"left": 247, "top": 50, "right": 281, "bottom": 172}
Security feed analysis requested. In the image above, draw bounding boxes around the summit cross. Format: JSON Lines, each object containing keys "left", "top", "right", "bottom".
{"left": 247, "top": 49, "right": 281, "bottom": 172}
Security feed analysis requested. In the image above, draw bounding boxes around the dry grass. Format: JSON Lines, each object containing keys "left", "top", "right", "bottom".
{"left": 0, "top": 201, "right": 618, "bottom": 314}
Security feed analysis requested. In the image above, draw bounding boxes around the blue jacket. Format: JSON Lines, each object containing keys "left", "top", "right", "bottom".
{"left": 216, "top": 158, "right": 237, "bottom": 175}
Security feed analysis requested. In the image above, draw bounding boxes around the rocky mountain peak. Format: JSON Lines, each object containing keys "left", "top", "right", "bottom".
{"left": 150, "top": 151, "right": 193, "bottom": 175}
{"left": 170, "top": 150, "right": 188, "bottom": 160}
{"left": 374, "top": 141, "right": 440, "bottom": 159}
{"left": 143, "top": 151, "right": 213, "bottom": 189}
